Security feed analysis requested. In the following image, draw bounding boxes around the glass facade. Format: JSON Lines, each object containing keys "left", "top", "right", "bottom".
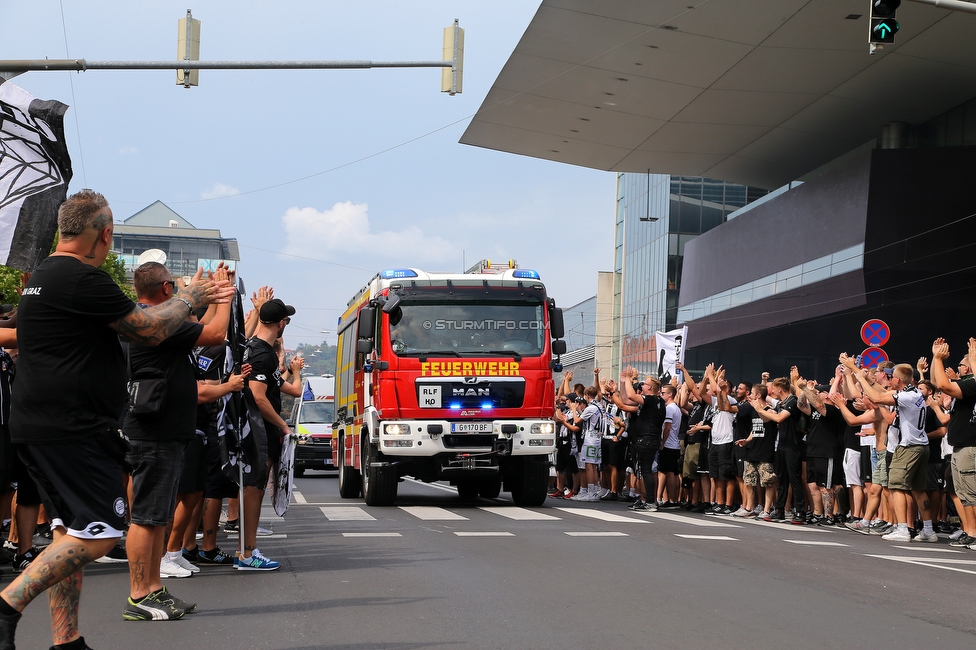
{"left": 562, "top": 296, "right": 597, "bottom": 352}
{"left": 613, "top": 174, "right": 766, "bottom": 376}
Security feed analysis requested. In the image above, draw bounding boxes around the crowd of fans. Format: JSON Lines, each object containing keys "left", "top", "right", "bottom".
{"left": 551, "top": 345, "right": 976, "bottom": 551}
{"left": 0, "top": 190, "right": 302, "bottom": 650}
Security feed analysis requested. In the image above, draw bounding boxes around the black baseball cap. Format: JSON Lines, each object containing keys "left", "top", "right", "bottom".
{"left": 260, "top": 298, "right": 296, "bottom": 323}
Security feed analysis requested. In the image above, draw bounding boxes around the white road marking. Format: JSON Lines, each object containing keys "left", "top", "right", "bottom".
{"left": 478, "top": 507, "right": 560, "bottom": 521}
{"left": 292, "top": 491, "right": 307, "bottom": 504}
{"left": 639, "top": 512, "right": 740, "bottom": 528}
{"left": 889, "top": 545, "right": 962, "bottom": 553}
{"left": 737, "top": 518, "right": 835, "bottom": 533}
{"left": 565, "top": 531, "right": 628, "bottom": 537}
{"left": 454, "top": 531, "right": 514, "bottom": 537}
{"left": 342, "top": 532, "right": 402, "bottom": 538}
{"left": 400, "top": 506, "right": 469, "bottom": 521}
{"left": 553, "top": 508, "right": 648, "bottom": 523}
{"left": 783, "top": 540, "right": 848, "bottom": 547}
{"left": 223, "top": 533, "right": 288, "bottom": 539}
{"left": 320, "top": 506, "right": 376, "bottom": 521}
{"left": 865, "top": 554, "right": 976, "bottom": 576}
{"left": 674, "top": 534, "right": 738, "bottom": 540}
{"left": 402, "top": 477, "right": 459, "bottom": 494}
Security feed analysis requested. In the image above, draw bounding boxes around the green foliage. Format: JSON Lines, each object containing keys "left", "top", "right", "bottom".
{"left": 101, "top": 251, "right": 136, "bottom": 300}
{"left": 0, "top": 250, "right": 134, "bottom": 306}
{"left": 294, "top": 341, "right": 338, "bottom": 377}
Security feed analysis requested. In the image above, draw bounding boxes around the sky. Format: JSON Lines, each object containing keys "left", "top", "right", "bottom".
{"left": 3, "top": 1, "right": 614, "bottom": 348}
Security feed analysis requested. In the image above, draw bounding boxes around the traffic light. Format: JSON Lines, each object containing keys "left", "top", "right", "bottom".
{"left": 869, "top": 0, "right": 900, "bottom": 44}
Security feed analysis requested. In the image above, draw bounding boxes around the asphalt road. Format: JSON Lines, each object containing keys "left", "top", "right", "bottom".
{"left": 11, "top": 472, "right": 976, "bottom": 649}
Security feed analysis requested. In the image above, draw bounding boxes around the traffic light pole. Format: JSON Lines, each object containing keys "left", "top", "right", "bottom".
{"left": 906, "top": 0, "right": 976, "bottom": 13}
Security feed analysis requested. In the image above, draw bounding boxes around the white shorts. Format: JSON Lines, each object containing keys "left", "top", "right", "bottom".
{"left": 844, "top": 448, "right": 863, "bottom": 487}
{"left": 582, "top": 433, "right": 602, "bottom": 465}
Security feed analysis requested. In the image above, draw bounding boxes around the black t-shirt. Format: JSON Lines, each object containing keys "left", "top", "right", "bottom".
{"left": 244, "top": 337, "right": 283, "bottom": 427}
{"left": 805, "top": 404, "right": 844, "bottom": 459}
{"left": 733, "top": 402, "right": 756, "bottom": 442}
{"left": 123, "top": 320, "right": 204, "bottom": 442}
{"left": 0, "top": 348, "right": 13, "bottom": 426}
{"left": 842, "top": 399, "right": 864, "bottom": 450}
{"left": 10, "top": 256, "right": 135, "bottom": 444}
{"left": 947, "top": 379, "right": 976, "bottom": 448}
{"left": 630, "top": 394, "right": 666, "bottom": 445}
{"left": 775, "top": 395, "right": 804, "bottom": 450}
{"left": 744, "top": 406, "right": 778, "bottom": 463}
{"left": 925, "top": 407, "right": 943, "bottom": 462}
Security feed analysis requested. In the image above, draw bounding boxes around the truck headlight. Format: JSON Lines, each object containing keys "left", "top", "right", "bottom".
{"left": 530, "top": 422, "right": 554, "bottom": 435}
{"left": 384, "top": 424, "right": 411, "bottom": 436}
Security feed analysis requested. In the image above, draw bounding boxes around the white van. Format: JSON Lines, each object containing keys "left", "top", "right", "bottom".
{"left": 288, "top": 374, "right": 336, "bottom": 476}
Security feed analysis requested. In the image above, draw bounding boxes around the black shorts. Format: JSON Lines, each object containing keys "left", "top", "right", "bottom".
{"left": 944, "top": 455, "right": 955, "bottom": 494}
{"left": 806, "top": 456, "right": 844, "bottom": 487}
{"left": 635, "top": 446, "right": 658, "bottom": 480}
{"left": 23, "top": 434, "right": 126, "bottom": 539}
{"left": 658, "top": 448, "right": 681, "bottom": 475}
{"left": 607, "top": 439, "right": 629, "bottom": 470}
{"left": 127, "top": 439, "right": 186, "bottom": 527}
{"left": 555, "top": 445, "right": 578, "bottom": 473}
{"left": 697, "top": 438, "right": 711, "bottom": 475}
{"left": 708, "top": 442, "right": 734, "bottom": 480}
{"left": 601, "top": 438, "right": 612, "bottom": 467}
{"left": 178, "top": 434, "right": 208, "bottom": 495}
{"left": 925, "top": 461, "right": 943, "bottom": 492}
{"left": 12, "top": 445, "right": 42, "bottom": 506}
{"left": 204, "top": 429, "right": 239, "bottom": 499}
{"left": 860, "top": 446, "right": 873, "bottom": 483}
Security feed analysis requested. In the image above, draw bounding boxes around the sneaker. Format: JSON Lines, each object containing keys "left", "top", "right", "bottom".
{"left": 0, "top": 608, "right": 20, "bottom": 648}
{"left": 570, "top": 491, "right": 587, "bottom": 501}
{"left": 752, "top": 504, "right": 763, "bottom": 515}
{"left": 182, "top": 547, "right": 199, "bottom": 562}
{"left": 95, "top": 543, "right": 128, "bottom": 564}
{"left": 845, "top": 519, "right": 868, "bottom": 534}
{"left": 948, "top": 528, "right": 966, "bottom": 541}
{"left": 819, "top": 516, "right": 835, "bottom": 527}
{"left": 720, "top": 506, "right": 733, "bottom": 516}
{"left": 11, "top": 547, "right": 39, "bottom": 573}
{"left": 197, "top": 546, "right": 236, "bottom": 565}
{"left": 690, "top": 503, "right": 706, "bottom": 513}
{"left": 881, "top": 527, "right": 912, "bottom": 542}
{"left": 599, "top": 489, "right": 611, "bottom": 499}
{"left": 256, "top": 526, "right": 274, "bottom": 536}
{"left": 911, "top": 530, "right": 938, "bottom": 543}
{"left": 660, "top": 501, "right": 680, "bottom": 509}
{"left": 159, "top": 586, "right": 196, "bottom": 614}
{"left": 709, "top": 504, "right": 724, "bottom": 515}
{"left": 773, "top": 510, "right": 788, "bottom": 523}
{"left": 742, "top": 510, "right": 757, "bottom": 519}
{"left": 169, "top": 553, "right": 200, "bottom": 574}
{"left": 584, "top": 491, "right": 601, "bottom": 502}
{"left": 628, "top": 500, "right": 646, "bottom": 511}
{"left": 122, "top": 589, "right": 186, "bottom": 621}
{"left": 949, "top": 533, "right": 975, "bottom": 547}
{"left": 619, "top": 494, "right": 636, "bottom": 503}
{"left": 1, "top": 541, "right": 15, "bottom": 552}
{"left": 235, "top": 549, "right": 280, "bottom": 571}
{"left": 159, "top": 556, "right": 192, "bottom": 578}
{"left": 599, "top": 492, "right": 618, "bottom": 501}
{"left": 790, "top": 512, "right": 806, "bottom": 525}
{"left": 223, "top": 520, "right": 239, "bottom": 533}
{"left": 731, "top": 507, "right": 750, "bottom": 518}
{"left": 870, "top": 522, "right": 894, "bottom": 536}
{"left": 639, "top": 501, "right": 658, "bottom": 512}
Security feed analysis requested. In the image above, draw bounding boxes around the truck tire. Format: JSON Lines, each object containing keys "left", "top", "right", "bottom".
{"left": 478, "top": 477, "right": 502, "bottom": 499}
{"left": 511, "top": 457, "right": 548, "bottom": 507}
{"left": 455, "top": 481, "right": 478, "bottom": 501}
{"left": 362, "top": 440, "right": 398, "bottom": 506}
{"left": 337, "top": 433, "right": 362, "bottom": 499}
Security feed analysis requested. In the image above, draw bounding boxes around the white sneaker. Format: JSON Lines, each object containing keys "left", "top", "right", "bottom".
{"left": 256, "top": 526, "right": 274, "bottom": 536}
{"left": 571, "top": 491, "right": 587, "bottom": 501}
{"left": 949, "top": 528, "right": 965, "bottom": 540}
{"left": 170, "top": 553, "right": 200, "bottom": 573}
{"left": 160, "top": 556, "right": 192, "bottom": 578}
{"left": 881, "top": 527, "right": 912, "bottom": 542}
{"left": 585, "top": 491, "right": 601, "bottom": 502}
{"left": 752, "top": 504, "right": 762, "bottom": 515}
{"left": 911, "top": 530, "right": 938, "bottom": 543}
{"left": 598, "top": 489, "right": 610, "bottom": 499}
{"left": 731, "top": 507, "right": 750, "bottom": 518}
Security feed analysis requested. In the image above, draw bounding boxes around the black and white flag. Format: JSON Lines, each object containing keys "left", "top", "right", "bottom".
{"left": 0, "top": 80, "right": 73, "bottom": 271}
{"left": 655, "top": 326, "right": 688, "bottom": 380}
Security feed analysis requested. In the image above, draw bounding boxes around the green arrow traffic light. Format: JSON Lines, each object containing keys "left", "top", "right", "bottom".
{"left": 871, "top": 17, "right": 899, "bottom": 43}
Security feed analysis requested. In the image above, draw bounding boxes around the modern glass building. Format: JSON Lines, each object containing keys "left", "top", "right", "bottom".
{"left": 613, "top": 174, "right": 766, "bottom": 376}
{"left": 112, "top": 201, "right": 240, "bottom": 282}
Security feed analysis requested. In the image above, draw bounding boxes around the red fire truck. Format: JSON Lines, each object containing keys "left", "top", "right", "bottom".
{"left": 332, "top": 261, "right": 566, "bottom": 506}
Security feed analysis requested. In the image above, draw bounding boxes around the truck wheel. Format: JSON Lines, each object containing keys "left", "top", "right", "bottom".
{"left": 478, "top": 477, "right": 502, "bottom": 499}
{"left": 362, "top": 440, "right": 397, "bottom": 506}
{"left": 337, "top": 433, "right": 362, "bottom": 499}
{"left": 456, "top": 481, "right": 478, "bottom": 501}
{"left": 511, "top": 457, "right": 548, "bottom": 507}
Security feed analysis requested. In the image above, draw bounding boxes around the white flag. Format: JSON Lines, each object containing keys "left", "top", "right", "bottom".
{"left": 0, "top": 80, "right": 72, "bottom": 271}
{"left": 655, "top": 326, "right": 688, "bottom": 380}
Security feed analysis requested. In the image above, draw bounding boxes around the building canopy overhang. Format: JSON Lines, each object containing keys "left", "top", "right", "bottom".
{"left": 460, "top": 0, "right": 976, "bottom": 189}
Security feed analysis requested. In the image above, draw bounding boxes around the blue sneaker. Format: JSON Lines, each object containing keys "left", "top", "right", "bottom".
{"left": 235, "top": 549, "right": 280, "bottom": 571}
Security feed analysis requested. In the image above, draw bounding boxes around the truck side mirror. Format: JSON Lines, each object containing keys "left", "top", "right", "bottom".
{"left": 358, "top": 307, "right": 376, "bottom": 339}
{"left": 357, "top": 339, "right": 375, "bottom": 355}
{"left": 550, "top": 307, "right": 564, "bottom": 340}
{"left": 552, "top": 339, "right": 567, "bottom": 355}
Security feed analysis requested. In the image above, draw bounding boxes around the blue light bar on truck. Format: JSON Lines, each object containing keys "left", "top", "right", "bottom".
{"left": 512, "top": 269, "right": 540, "bottom": 280}
{"left": 380, "top": 269, "right": 419, "bottom": 279}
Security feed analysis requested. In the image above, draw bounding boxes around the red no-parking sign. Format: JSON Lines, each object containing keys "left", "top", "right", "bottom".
{"left": 860, "top": 347, "right": 889, "bottom": 369}
{"left": 860, "top": 319, "right": 890, "bottom": 348}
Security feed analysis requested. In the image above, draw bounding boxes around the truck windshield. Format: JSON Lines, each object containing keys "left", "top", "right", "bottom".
{"left": 389, "top": 301, "right": 545, "bottom": 357}
{"left": 299, "top": 401, "right": 335, "bottom": 424}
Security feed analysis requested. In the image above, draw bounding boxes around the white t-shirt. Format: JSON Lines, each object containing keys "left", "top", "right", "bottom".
{"left": 664, "top": 402, "right": 682, "bottom": 449}
{"left": 858, "top": 421, "right": 876, "bottom": 447}
{"left": 710, "top": 395, "right": 736, "bottom": 445}
{"left": 892, "top": 386, "right": 928, "bottom": 448}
